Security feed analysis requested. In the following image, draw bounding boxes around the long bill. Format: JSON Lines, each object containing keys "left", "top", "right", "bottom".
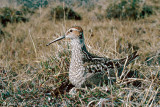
{"left": 46, "top": 35, "right": 65, "bottom": 46}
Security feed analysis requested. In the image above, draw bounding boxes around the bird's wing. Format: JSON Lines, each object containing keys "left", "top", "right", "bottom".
{"left": 84, "top": 51, "right": 139, "bottom": 74}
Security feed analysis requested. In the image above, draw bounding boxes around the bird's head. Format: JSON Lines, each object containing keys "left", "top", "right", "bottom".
{"left": 65, "top": 26, "right": 83, "bottom": 39}
{"left": 46, "top": 26, "right": 84, "bottom": 46}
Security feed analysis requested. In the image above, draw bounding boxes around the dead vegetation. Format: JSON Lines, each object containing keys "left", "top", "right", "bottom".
{"left": 0, "top": 0, "right": 160, "bottom": 106}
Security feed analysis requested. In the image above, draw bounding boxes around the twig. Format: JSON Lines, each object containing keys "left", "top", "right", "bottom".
{"left": 29, "top": 29, "right": 37, "bottom": 58}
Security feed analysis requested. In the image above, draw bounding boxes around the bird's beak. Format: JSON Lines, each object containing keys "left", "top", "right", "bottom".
{"left": 46, "top": 35, "right": 65, "bottom": 46}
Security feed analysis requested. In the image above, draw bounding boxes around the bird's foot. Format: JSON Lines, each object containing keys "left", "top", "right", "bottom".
{"left": 69, "top": 87, "right": 88, "bottom": 96}
{"left": 69, "top": 87, "right": 77, "bottom": 96}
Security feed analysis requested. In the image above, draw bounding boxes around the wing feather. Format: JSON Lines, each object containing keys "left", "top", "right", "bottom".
{"left": 83, "top": 51, "right": 139, "bottom": 74}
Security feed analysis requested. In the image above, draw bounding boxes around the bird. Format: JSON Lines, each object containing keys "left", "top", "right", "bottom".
{"left": 46, "top": 26, "right": 139, "bottom": 88}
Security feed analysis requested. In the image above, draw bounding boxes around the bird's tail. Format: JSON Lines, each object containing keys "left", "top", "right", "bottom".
{"left": 112, "top": 51, "right": 139, "bottom": 77}
{"left": 119, "top": 51, "right": 139, "bottom": 66}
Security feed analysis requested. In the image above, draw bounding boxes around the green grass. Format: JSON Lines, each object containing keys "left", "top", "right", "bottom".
{"left": 106, "top": 0, "right": 153, "bottom": 20}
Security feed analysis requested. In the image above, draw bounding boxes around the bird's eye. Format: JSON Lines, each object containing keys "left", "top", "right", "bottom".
{"left": 70, "top": 30, "right": 73, "bottom": 32}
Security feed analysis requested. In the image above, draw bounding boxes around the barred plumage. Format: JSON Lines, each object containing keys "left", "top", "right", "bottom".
{"left": 47, "top": 26, "right": 139, "bottom": 88}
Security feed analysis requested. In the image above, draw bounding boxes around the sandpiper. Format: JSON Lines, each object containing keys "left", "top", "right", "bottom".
{"left": 46, "top": 26, "right": 139, "bottom": 88}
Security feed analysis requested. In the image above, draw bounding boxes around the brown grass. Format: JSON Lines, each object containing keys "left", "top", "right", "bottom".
{"left": 0, "top": 0, "right": 160, "bottom": 106}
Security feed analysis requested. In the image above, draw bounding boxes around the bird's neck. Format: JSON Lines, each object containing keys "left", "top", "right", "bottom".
{"left": 70, "top": 38, "right": 89, "bottom": 57}
{"left": 69, "top": 39, "right": 86, "bottom": 87}
{"left": 70, "top": 38, "right": 84, "bottom": 64}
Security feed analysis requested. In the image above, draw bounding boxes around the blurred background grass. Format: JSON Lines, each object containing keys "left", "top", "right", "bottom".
{"left": 0, "top": 0, "right": 160, "bottom": 106}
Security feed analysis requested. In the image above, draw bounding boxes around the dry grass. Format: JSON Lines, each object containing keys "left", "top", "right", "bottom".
{"left": 0, "top": 0, "right": 160, "bottom": 106}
